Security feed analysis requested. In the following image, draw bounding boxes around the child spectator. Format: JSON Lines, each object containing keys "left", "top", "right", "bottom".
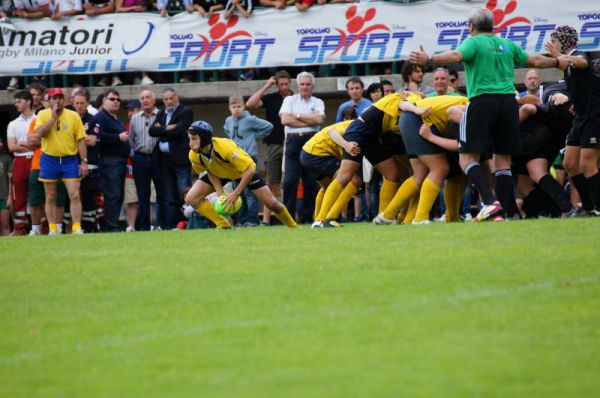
{"left": 223, "top": 94, "right": 273, "bottom": 226}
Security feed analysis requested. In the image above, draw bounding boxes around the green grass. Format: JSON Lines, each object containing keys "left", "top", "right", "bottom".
{"left": 1, "top": 219, "right": 599, "bottom": 397}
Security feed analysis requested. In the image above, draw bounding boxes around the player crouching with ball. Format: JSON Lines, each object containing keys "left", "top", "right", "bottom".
{"left": 184, "top": 121, "right": 297, "bottom": 229}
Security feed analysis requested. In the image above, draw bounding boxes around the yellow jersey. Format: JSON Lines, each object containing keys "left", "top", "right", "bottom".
{"left": 302, "top": 120, "right": 353, "bottom": 159}
{"left": 35, "top": 108, "right": 86, "bottom": 157}
{"left": 416, "top": 95, "right": 469, "bottom": 133}
{"left": 189, "top": 137, "right": 255, "bottom": 180}
{"left": 371, "top": 93, "right": 423, "bottom": 134}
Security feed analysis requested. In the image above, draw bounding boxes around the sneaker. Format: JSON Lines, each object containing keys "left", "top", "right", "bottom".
{"left": 72, "top": 229, "right": 84, "bottom": 235}
{"left": 435, "top": 214, "right": 446, "bottom": 222}
{"left": 7, "top": 76, "right": 18, "bottom": 91}
{"left": 48, "top": 230, "right": 59, "bottom": 236}
{"left": 473, "top": 201, "right": 503, "bottom": 222}
{"left": 125, "top": 226, "right": 135, "bottom": 232}
{"left": 462, "top": 213, "right": 473, "bottom": 221}
{"left": 562, "top": 207, "right": 592, "bottom": 218}
{"left": 111, "top": 76, "right": 123, "bottom": 86}
{"left": 373, "top": 213, "right": 395, "bottom": 225}
{"left": 140, "top": 75, "right": 154, "bottom": 85}
{"left": 242, "top": 222, "right": 258, "bottom": 227}
{"left": 28, "top": 230, "right": 41, "bottom": 236}
{"left": 492, "top": 215, "right": 505, "bottom": 222}
{"left": 311, "top": 221, "right": 323, "bottom": 228}
{"left": 323, "top": 220, "right": 342, "bottom": 228}
{"left": 412, "top": 219, "right": 431, "bottom": 225}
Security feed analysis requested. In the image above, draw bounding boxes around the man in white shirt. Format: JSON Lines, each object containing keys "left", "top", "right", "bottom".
{"left": 279, "top": 71, "right": 325, "bottom": 223}
{"left": 6, "top": 90, "right": 36, "bottom": 235}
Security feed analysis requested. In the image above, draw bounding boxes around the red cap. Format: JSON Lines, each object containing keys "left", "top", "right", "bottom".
{"left": 48, "top": 88, "right": 64, "bottom": 98}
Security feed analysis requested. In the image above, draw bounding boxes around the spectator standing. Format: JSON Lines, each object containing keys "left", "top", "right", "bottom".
{"left": 279, "top": 71, "right": 324, "bottom": 223}
{"left": 246, "top": 70, "right": 293, "bottom": 225}
{"left": 519, "top": 69, "right": 543, "bottom": 99}
{"left": 426, "top": 67, "right": 460, "bottom": 97}
{"left": 34, "top": 88, "right": 88, "bottom": 235}
{"left": 380, "top": 79, "right": 395, "bottom": 96}
{"left": 93, "top": 89, "right": 130, "bottom": 232}
{"left": 335, "top": 76, "right": 372, "bottom": 122}
{"left": 149, "top": 88, "right": 193, "bottom": 229}
{"left": 73, "top": 90, "right": 101, "bottom": 232}
{"left": 410, "top": 7, "right": 563, "bottom": 221}
{"left": 29, "top": 83, "right": 45, "bottom": 114}
{"left": 7, "top": 91, "right": 36, "bottom": 236}
{"left": 158, "top": 0, "right": 193, "bottom": 17}
{"left": 400, "top": 62, "right": 433, "bottom": 95}
{"left": 224, "top": 0, "right": 253, "bottom": 18}
{"left": 224, "top": 94, "right": 273, "bottom": 226}
{"left": 50, "top": 0, "right": 83, "bottom": 19}
{"left": 129, "top": 90, "right": 160, "bottom": 231}
{"left": 14, "top": 0, "right": 51, "bottom": 18}
{"left": 0, "top": 138, "right": 12, "bottom": 236}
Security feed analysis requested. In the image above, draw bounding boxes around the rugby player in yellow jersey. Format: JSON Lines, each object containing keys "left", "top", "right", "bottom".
{"left": 374, "top": 95, "right": 469, "bottom": 224}
{"left": 300, "top": 107, "right": 362, "bottom": 228}
{"left": 183, "top": 121, "right": 297, "bottom": 229}
{"left": 318, "top": 92, "right": 431, "bottom": 225}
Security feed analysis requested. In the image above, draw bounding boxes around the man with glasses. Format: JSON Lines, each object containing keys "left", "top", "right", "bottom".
{"left": 92, "top": 89, "right": 130, "bottom": 232}
{"left": 34, "top": 88, "right": 88, "bottom": 235}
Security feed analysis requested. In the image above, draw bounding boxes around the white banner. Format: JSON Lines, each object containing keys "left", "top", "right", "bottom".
{"left": 1, "top": 0, "right": 599, "bottom": 75}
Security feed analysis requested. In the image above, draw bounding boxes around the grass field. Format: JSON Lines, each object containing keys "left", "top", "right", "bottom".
{"left": 1, "top": 219, "right": 599, "bottom": 397}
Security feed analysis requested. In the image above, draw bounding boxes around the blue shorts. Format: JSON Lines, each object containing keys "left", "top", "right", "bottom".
{"left": 39, "top": 153, "right": 81, "bottom": 182}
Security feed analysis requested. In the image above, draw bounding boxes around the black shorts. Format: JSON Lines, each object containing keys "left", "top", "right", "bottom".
{"left": 565, "top": 114, "right": 600, "bottom": 148}
{"left": 399, "top": 112, "right": 445, "bottom": 156}
{"left": 512, "top": 120, "right": 557, "bottom": 175}
{"left": 459, "top": 94, "right": 521, "bottom": 155}
{"left": 446, "top": 151, "right": 463, "bottom": 179}
{"left": 300, "top": 150, "right": 340, "bottom": 180}
{"left": 200, "top": 172, "right": 266, "bottom": 191}
{"left": 342, "top": 119, "right": 392, "bottom": 166}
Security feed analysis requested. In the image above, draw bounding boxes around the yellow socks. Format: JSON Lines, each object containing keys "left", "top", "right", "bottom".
{"left": 379, "top": 178, "right": 400, "bottom": 213}
{"left": 326, "top": 181, "right": 359, "bottom": 220}
{"left": 49, "top": 223, "right": 58, "bottom": 232}
{"left": 196, "top": 201, "right": 231, "bottom": 229}
{"left": 403, "top": 192, "right": 420, "bottom": 225}
{"left": 444, "top": 178, "right": 463, "bottom": 222}
{"left": 316, "top": 179, "right": 344, "bottom": 221}
{"left": 274, "top": 207, "right": 298, "bottom": 228}
{"left": 383, "top": 177, "right": 420, "bottom": 220}
{"left": 414, "top": 178, "right": 441, "bottom": 223}
{"left": 72, "top": 223, "right": 82, "bottom": 232}
{"left": 314, "top": 188, "right": 325, "bottom": 221}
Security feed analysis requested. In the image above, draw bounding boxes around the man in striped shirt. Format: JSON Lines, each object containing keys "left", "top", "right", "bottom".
{"left": 129, "top": 89, "right": 159, "bottom": 231}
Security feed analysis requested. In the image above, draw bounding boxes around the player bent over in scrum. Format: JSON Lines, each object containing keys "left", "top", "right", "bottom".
{"left": 184, "top": 121, "right": 297, "bottom": 229}
{"left": 300, "top": 107, "right": 361, "bottom": 228}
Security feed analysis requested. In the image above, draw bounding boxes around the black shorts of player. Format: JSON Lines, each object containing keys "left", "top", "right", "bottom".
{"left": 512, "top": 120, "right": 557, "bottom": 175}
{"left": 342, "top": 118, "right": 393, "bottom": 166}
{"left": 565, "top": 113, "right": 600, "bottom": 148}
{"left": 200, "top": 172, "right": 266, "bottom": 191}
{"left": 381, "top": 131, "right": 406, "bottom": 156}
{"left": 300, "top": 150, "right": 340, "bottom": 180}
{"left": 459, "top": 94, "right": 521, "bottom": 155}
{"left": 399, "top": 112, "right": 446, "bottom": 157}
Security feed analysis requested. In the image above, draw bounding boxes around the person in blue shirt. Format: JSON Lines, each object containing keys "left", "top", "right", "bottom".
{"left": 335, "top": 76, "right": 372, "bottom": 122}
{"left": 224, "top": 94, "right": 273, "bottom": 226}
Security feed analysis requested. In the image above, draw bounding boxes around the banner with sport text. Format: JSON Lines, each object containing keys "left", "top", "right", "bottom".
{"left": 1, "top": 0, "right": 598, "bottom": 76}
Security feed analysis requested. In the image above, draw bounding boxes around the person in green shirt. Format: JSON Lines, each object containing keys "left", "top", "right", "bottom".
{"left": 410, "top": 7, "right": 566, "bottom": 221}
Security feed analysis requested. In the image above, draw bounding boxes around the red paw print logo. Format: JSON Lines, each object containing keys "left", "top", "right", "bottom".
{"left": 192, "top": 13, "right": 251, "bottom": 62}
{"left": 486, "top": 0, "right": 531, "bottom": 33}
{"left": 333, "top": 6, "right": 388, "bottom": 55}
